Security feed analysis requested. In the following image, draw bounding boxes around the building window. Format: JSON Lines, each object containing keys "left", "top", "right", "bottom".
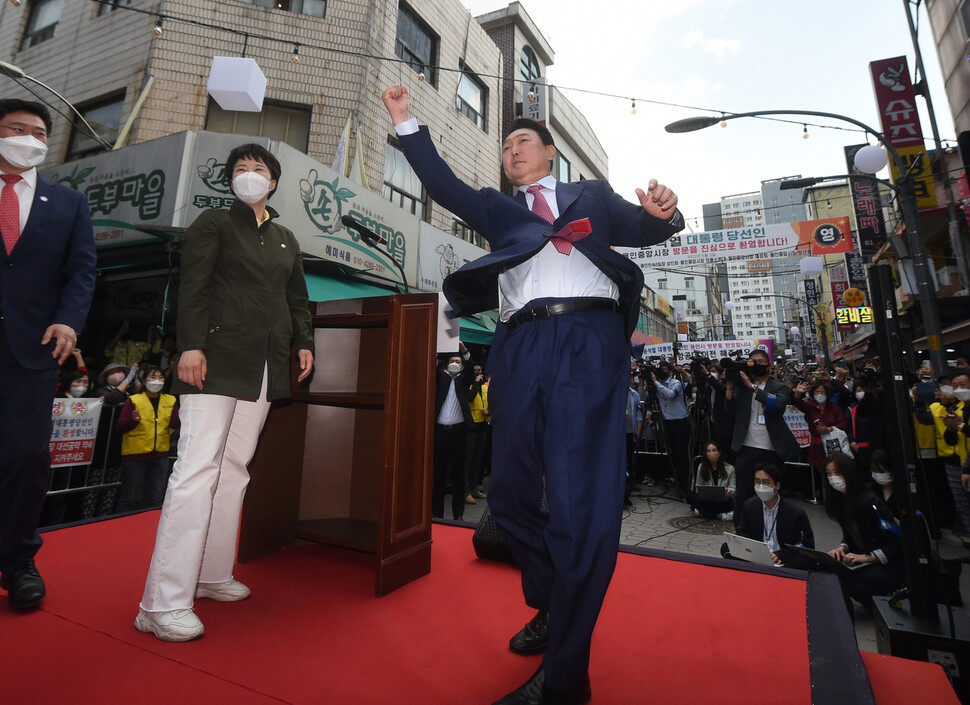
{"left": 98, "top": 0, "right": 133, "bottom": 14}
{"left": 456, "top": 68, "right": 486, "bottom": 130}
{"left": 235, "top": 0, "right": 327, "bottom": 17}
{"left": 395, "top": 4, "right": 437, "bottom": 86}
{"left": 65, "top": 94, "right": 125, "bottom": 161}
{"left": 383, "top": 141, "right": 427, "bottom": 220}
{"left": 657, "top": 279, "right": 667, "bottom": 288}
{"left": 205, "top": 99, "right": 311, "bottom": 153}
{"left": 556, "top": 153, "right": 571, "bottom": 183}
{"left": 453, "top": 219, "right": 485, "bottom": 249}
{"left": 520, "top": 46, "right": 540, "bottom": 81}
{"left": 21, "top": 0, "right": 63, "bottom": 49}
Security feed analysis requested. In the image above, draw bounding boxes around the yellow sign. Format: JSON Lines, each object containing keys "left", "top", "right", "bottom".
{"left": 843, "top": 288, "right": 865, "bottom": 306}
{"left": 836, "top": 306, "right": 874, "bottom": 325}
{"left": 889, "top": 145, "right": 938, "bottom": 210}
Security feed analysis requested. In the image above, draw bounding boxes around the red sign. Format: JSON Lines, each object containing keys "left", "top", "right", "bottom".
{"left": 830, "top": 279, "right": 854, "bottom": 332}
{"left": 869, "top": 56, "right": 937, "bottom": 209}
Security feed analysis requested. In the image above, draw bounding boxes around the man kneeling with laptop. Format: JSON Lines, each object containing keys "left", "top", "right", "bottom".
{"left": 722, "top": 463, "right": 815, "bottom": 570}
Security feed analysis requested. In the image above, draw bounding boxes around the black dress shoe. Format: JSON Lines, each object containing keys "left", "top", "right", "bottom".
{"left": 1, "top": 559, "right": 46, "bottom": 610}
{"left": 509, "top": 609, "right": 549, "bottom": 654}
{"left": 492, "top": 666, "right": 591, "bottom": 705}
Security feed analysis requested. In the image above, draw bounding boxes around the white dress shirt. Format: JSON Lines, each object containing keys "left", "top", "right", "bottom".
{"left": 437, "top": 374, "right": 464, "bottom": 425}
{"left": 742, "top": 380, "right": 773, "bottom": 451}
{"left": 763, "top": 499, "right": 781, "bottom": 552}
{"left": 394, "top": 119, "right": 618, "bottom": 321}
{"left": 0, "top": 166, "right": 37, "bottom": 236}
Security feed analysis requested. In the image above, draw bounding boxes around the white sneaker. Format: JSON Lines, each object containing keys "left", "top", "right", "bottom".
{"left": 195, "top": 578, "right": 251, "bottom": 602}
{"left": 135, "top": 608, "right": 204, "bottom": 642}
{"left": 719, "top": 511, "right": 734, "bottom": 522}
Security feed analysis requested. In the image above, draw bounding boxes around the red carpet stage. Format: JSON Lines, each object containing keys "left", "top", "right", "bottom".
{"left": 1, "top": 511, "right": 958, "bottom": 704}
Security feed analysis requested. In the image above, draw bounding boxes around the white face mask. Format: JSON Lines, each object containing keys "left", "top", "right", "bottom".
{"left": 814, "top": 394, "right": 827, "bottom": 404}
{"left": 754, "top": 485, "right": 776, "bottom": 503}
{"left": 68, "top": 385, "right": 88, "bottom": 398}
{"left": 827, "top": 475, "right": 846, "bottom": 493}
{"left": 446, "top": 362, "right": 462, "bottom": 375}
{"left": 940, "top": 385, "right": 955, "bottom": 397}
{"left": 871, "top": 472, "right": 893, "bottom": 486}
{"left": 232, "top": 171, "right": 272, "bottom": 204}
{"left": 145, "top": 380, "right": 165, "bottom": 393}
{"left": 955, "top": 388, "right": 970, "bottom": 402}
{"left": 855, "top": 390, "right": 866, "bottom": 401}
{"left": 0, "top": 135, "right": 49, "bottom": 169}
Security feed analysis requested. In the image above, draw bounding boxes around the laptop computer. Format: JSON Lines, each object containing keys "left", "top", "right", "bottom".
{"left": 783, "top": 544, "right": 873, "bottom": 572}
{"left": 723, "top": 532, "right": 779, "bottom": 567}
{"left": 695, "top": 485, "right": 728, "bottom": 503}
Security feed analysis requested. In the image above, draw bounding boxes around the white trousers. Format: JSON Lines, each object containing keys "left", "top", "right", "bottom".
{"left": 140, "top": 367, "right": 271, "bottom": 612}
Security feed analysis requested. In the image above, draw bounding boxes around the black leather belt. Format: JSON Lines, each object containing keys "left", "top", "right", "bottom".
{"left": 436, "top": 422, "right": 464, "bottom": 429}
{"left": 506, "top": 298, "right": 618, "bottom": 332}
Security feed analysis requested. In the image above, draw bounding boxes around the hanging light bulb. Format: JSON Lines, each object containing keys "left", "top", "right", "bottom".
{"left": 527, "top": 83, "right": 536, "bottom": 101}
{"left": 826, "top": 199, "right": 833, "bottom": 210}
{"left": 9, "top": 0, "right": 22, "bottom": 7}
{"left": 291, "top": 44, "right": 300, "bottom": 64}
{"left": 417, "top": 71, "right": 426, "bottom": 82}
{"left": 802, "top": 124, "right": 809, "bottom": 139}
{"left": 152, "top": 17, "right": 163, "bottom": 37}
{"left": 630, "top": 99, "right": 637, "bottom": 115}
{"left": 720, "top": 113, "right": 727, "bottom": 128}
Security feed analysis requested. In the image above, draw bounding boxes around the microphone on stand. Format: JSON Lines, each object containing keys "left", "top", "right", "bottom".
{"left": 341, "top": 215, "right": 388, "bottom": 247}
{"left": 339, "top": 215, "right": 409, "bottom": 293}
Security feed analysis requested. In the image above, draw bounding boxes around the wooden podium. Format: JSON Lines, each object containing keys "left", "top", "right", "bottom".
{"left": 239, "top": 294, "right": 437, "bottom": 596}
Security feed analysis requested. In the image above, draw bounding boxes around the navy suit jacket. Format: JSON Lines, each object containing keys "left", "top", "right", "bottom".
{"left": 398, "top": 126, "right": 684, "bottom": 338}
{"left": 725, "top": 377, "right": 801, "bottom": 462}
{"left": 0, "top": 174, "right": 96, "bottom": 369}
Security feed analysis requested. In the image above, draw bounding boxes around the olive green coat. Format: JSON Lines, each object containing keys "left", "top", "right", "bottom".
{"left": 172, "top": 199, "right": 314, "bottom": 401}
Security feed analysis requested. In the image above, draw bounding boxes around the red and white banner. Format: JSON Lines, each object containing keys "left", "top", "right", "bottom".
{"left": 50, "top": 398, "right": 102, "bottom": 468}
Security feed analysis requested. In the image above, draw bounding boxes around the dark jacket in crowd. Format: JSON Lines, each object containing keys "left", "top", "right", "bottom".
{"left": 725, "top": 378, "right": 800, "bottom": 462}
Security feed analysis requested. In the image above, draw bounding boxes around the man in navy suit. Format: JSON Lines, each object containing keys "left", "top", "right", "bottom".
{"left": 383, "top": 85, "right": 683, "bottom": 705}
{"left": 0, "top": 99, "right": 96, "bottom": 610}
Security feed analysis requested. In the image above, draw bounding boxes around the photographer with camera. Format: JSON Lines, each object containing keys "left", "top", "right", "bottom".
{"left": 724, "top": 349, "right": 800, "bottom": 529}
{"left": 651, "top": 360, "right": 691, "bottom": 494}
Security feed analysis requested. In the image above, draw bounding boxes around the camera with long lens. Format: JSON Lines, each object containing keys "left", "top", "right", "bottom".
{"left": 719, "top": 357, "right": 756, "bottom": 384}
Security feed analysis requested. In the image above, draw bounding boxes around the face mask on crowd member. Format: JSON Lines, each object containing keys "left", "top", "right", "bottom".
{"left": 68, "top": 382, "right": 88, "bottom": 397}
{"left": 0, "top": 134, "right": 48, "bottom": 169}
{"left": 940, "top": 385, "right": 955, "bottom": 398}
{"left": 814, "top": 393, "right": 827, "bottom": 405}
{"left": 232, "top": 172, "right": 272, "bottom": 204}
{"left": 855, "top": 390, "right": 866, "bottom": 401}
{"left": 871, "top": 470, "right": 893, "bottom": 486}
{"left": 747, "top": 352, "right": 771, "bottom": 379}
{"left": 753, "top": 468, "right": 779, "bottom": 503}
{"left": 446, "top": 358, "right": 462, "bottom": 376}
{"left": 827, "top": 475, "right": 846, "bottom": 493}
{"left": 956, "top": 389, "right": 970, "bottom": 402}
{"left": 145, "top": 380, "right": 165, "bottom": 393}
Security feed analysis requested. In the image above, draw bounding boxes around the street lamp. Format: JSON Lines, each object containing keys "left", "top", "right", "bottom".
{"left": 666, "top": 108, "right": 947, "bottom": 376}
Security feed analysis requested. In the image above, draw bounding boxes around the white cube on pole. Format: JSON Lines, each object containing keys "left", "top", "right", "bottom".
{"left": 207, "top": 57, "right": 266, "bottom": 112}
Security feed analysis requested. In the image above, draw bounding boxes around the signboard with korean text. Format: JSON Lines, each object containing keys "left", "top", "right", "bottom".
{"left": 870, "top": 56, "right": 937, "bottom": 209}
{"left": 845, "top": 252, "right": 868, "bottom": 291}
{"left": 522, "top": 76, "right": 548, "bottom": 125}
{"left": 836, "top": 306, "right": 874, "bottom": 326}
{"left": 617, "top": 217, "right": 854, "bottom": 271}
{"left": 844, "top": 144, "right": 888, "bottom": 254}
{"left": 416, "top": 222, "right": 487, "bottom": 292}
{"left": 42, "top": 132, "right": 192, "bottom": 247}
{"left": 829, "top": 264, "right": 854, "bottom": 333}
{"left": 784, "top": 405, "right": 811, "bottom": 448}
{"left": 641, "top": 340, "right": 774, "bottom": 363}
{"left": 50, "top": 398, "right": 102, "bottom": 468}
{"left": 181, "top": 133, "right": 420, "bottom": 287}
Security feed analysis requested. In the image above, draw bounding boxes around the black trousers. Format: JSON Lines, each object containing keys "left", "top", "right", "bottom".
{"left": 0, "top": 326, "right": 59, "bottom": 573}
{"left": 433, "top": 423, "right": 467, "bottom": 519}
{"left": 664, "top": 417, "right": 691, "bottom": 493}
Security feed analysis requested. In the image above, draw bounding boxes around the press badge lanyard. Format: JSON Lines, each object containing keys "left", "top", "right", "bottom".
{"left": 763, "top": 507, "right": 779, "bottom": 545}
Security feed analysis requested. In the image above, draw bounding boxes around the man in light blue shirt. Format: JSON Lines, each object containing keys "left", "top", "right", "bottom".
{"left": 652, "top": 361, "right": 691, "bottom": 494}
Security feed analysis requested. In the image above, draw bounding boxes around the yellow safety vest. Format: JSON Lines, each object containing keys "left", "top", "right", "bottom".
{"left": 121, "top": 392, "right": 176, "bottom": 455}
{"left": 931, "top": 401, "right": 970, "bottom": 465}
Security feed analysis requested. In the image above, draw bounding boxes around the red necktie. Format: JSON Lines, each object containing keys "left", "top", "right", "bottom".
{"left": 1, "top": 174, "right": 22, "bottom": 255}
{"left": 548, "top": 218, "right": 592, "bottom": 255}
{"left": 527, "top": 184, "right": 555, "bottom": 224}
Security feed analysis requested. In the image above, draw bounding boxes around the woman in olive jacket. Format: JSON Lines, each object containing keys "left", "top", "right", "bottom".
{"left": 136, "top": 143, "right": 314, "bottom": 642}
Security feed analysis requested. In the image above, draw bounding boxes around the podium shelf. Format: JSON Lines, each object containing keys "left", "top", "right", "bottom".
{"left": 294, "top": 392, "right": 385, "bottom": 408}
{"left": 312, "top": 313, "right": 389, "bottom": 328}
{"left": 288, "top": 518, "right": 378, "bottom": 553}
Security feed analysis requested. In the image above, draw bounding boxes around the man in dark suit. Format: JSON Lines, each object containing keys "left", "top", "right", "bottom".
{"left": 434, "top": 344, "right": 475, "bottom": 520}
{"left": 724, "top": 349, "right": 800, "bottom": 530}
{"left": 0, "top": 99, "right": 96, "bottom": 609}
{"left": 383, "top": 84, "right": 683, "bottom": 705}
{"left": 725, "top": 463, "right": 814, "bottom": 570}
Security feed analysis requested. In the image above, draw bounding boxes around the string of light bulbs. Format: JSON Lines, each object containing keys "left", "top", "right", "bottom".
{"left": 77, "top": 0, "right": 889, "bottom": 140}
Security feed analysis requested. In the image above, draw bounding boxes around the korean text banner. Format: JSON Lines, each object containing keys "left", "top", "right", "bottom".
{"left": 617, "top": 217, "right": 853, "bottom": 270}
{"left": 50, "top": 398, "right": 102, "bottom": 468}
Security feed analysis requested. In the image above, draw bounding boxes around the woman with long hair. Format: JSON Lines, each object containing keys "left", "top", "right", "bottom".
{"left": 688, "top": 441, "right": 735, "bottom": 521}
{"left": 793, "top": 379, "right": 849, "bottom": 497}
{"left": 822, "top": 452, "right": 904, "bottom": 616}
